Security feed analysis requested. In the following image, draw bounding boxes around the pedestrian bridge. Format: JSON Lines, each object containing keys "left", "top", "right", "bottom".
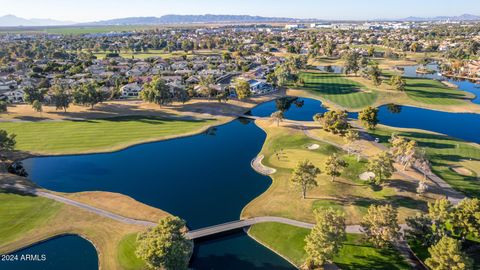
{"left": 185, "top": 216, "right": 316, "bottom": 240}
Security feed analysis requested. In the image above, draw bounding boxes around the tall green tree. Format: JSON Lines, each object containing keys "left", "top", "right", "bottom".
{"left": 305, "top": 208, "right": 346, "bottom": 268}
{"left": 234, "top": 80, "right": 251, "bottom": 100}
{"left": 390, "top": 75, "right": 406, "bottom": 91}
{"left": 51, "top": 85, "right": 71, "bottom": 112}
{"left": 72, "top": 83, "right": 106, "bottom": 109}
{"left": 425, "top": 236, "right": 473, "bottom": 270}
{"left": 344, "top": 129, "right": 360, "bottom": 155}
{"left": 367, "top": 152, "right": 395, "bottom": 185}
{"left": 136, "top": 216, "right": 193, "bottom": 270}
{"left": 270, "top": 110, "right": 284, "bottom": 127}
{"left": 428, "top": 198, "right": 453, "bottom": 235}
{"left": 23, "top": 87, "right": 46, "bottom": 104}
{"left": 32, "top": 100, "right": 42, "bottom": 113}
{"left": 389, "top": 135, "right": 420, "bottom": 171}
{"left": 0, "top": 101, "right": 7, "bottom": 113}
{"left": 450, "top": 198, "right": 480, "bottom": 239}
{"left": 140, "top": 76, "right": 172, "bottom": 106}
{"left": 0, "top": 130, "right": 16, "bottom": 153}
{"left": 290, "top": 160, "right": 321, "bottom": 199}
{"left": 343, "top": 51, "right": 360, "bottom": 75}
{"left": 358, "top": 106, "right": 379, "bottom": 130}
{"left": 367, "top": 64, "right": 382, "bottom": 86}
{"left": 404, "top": 214, "right": 439, "bottom": 249}
{"left": 319, "top": 110, "right": 350, "bottom": 134}
{"left": 324, "top": 154, "right": 348, "bottom": 182}
{"left": 361, "top": 204, "right": 400, "bottom": 248}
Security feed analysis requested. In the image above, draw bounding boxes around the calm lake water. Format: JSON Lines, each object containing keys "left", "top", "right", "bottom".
{"left": 0, "top": 235, "right": 98, "bottom": 270}
{"left": 250, "top": 96, "right": 327, "bottom": 121}
{"left": 21, "top": 119, "right": 296, "bottom": 270}
{"left": 253, "top": 97, "right": 480, "bottom": 144}
{"left": 190, "top": 230, "right": 294, "bottom": 270}
{"left": 23, "top": 120, "right": 270, "bottom": 230}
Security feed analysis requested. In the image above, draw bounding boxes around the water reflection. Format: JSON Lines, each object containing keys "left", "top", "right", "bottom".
{"left": 190, "top": 230, "right": 295, "bottom": 270}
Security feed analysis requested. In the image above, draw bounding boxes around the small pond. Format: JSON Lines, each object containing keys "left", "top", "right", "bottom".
{"left": 0, "top": 235, "right": 98, "bottom": 270}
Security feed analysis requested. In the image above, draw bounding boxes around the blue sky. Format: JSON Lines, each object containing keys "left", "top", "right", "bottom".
{"left": 2, "top": 0, "right": 480, "bottom": 22}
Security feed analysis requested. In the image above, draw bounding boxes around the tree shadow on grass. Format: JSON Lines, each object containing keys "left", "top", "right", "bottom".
{"left": 335, "top": 243, "right": 409, "bottom": 270}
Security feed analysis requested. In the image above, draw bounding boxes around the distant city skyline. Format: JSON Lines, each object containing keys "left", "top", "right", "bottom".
{"left": 1, "top": 0, "right": 480, "bottom": 22}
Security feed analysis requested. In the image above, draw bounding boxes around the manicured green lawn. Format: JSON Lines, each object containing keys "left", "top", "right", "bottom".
{"left": 0, "top": 193, "right": 61, "bottom": 244}
{"left": 404, "top": 77, "right": 471, "bottom": 105}
{"left": 297, "top": 72, "right": 378, "bottom": 109}
{"left": 249, "top": 222, "right": 410, "bottom": 269}
{"left": 0, "top": 116, "right": 215, "bottom": 154}
{"left": 368, "top": 126, "right": 480, "bottom": 198}
{"left": 117, "top": 233, "right": 148, "bottom": 270}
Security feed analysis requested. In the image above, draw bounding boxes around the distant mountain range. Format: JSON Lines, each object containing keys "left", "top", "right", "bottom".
{"left": 397, "top": 14, "right": 480, "bottom": 22}
{"left": 86, "top": 14, "right": 308, "bottom": 25}
{"left": 1, "top": 13, "right": 480, "bottom": 27}
{"left": 0, "top": 14, "right": 75, "bottom": 27}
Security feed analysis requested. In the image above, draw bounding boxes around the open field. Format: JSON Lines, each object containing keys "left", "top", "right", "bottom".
{"left": 366, "top": 124, "right": 480, "bottom": 198}
{"left": 0, "top": 116, "right": 216, "bottom": 155}
{"left": 249, "top": 222, "right": 410, "bottom": 269}
{"left": 296, "top": 71, "right": 378, "bottom": 109}
{"left": 242, "top": 119, "right": 441, "bottom": 225}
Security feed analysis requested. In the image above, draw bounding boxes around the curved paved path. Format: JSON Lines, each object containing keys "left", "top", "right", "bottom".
{"left": 35, "top": 190, "right": 157, "bottom": 227}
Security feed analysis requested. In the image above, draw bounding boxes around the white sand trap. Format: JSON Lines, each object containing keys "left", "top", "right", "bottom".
{"left": 450, "top": 166, "right": 473, "bottom": 176}
{"left": 359, "top": 172, "right": 375, "bottom": 181}
{"left": 307, "top": 144, "right": 320, "bottom": 150}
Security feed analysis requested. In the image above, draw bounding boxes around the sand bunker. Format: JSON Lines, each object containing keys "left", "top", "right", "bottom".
{"left": 359, "top": 172, "right": 375, "bottom": 181}
{"left": 450, "top": 166, "right": 473, "bottom": 176}
{"left": 307, "top": 144, "right": 320, "bottom": 150}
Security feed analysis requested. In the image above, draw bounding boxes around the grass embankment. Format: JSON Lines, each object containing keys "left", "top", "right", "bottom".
{"left": 367, "top": 125, "right": 480, "bottom": 198}
{"left": 242, "top": 120, "right": 438, "bottom": 225}
{"left": 0, "top": 193, "right": 61, "bottom": 244}
{"left": 0, "top": 116, "right": 216, "bottom": 155}
{"left": 0, "top": 190, "right": 167, "bottom": 270}
{"left": 117, "top": 233, "right": 148, "bottom": 270}
{"left": 249, "top": 222, "right": 410, "bottom": 269}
